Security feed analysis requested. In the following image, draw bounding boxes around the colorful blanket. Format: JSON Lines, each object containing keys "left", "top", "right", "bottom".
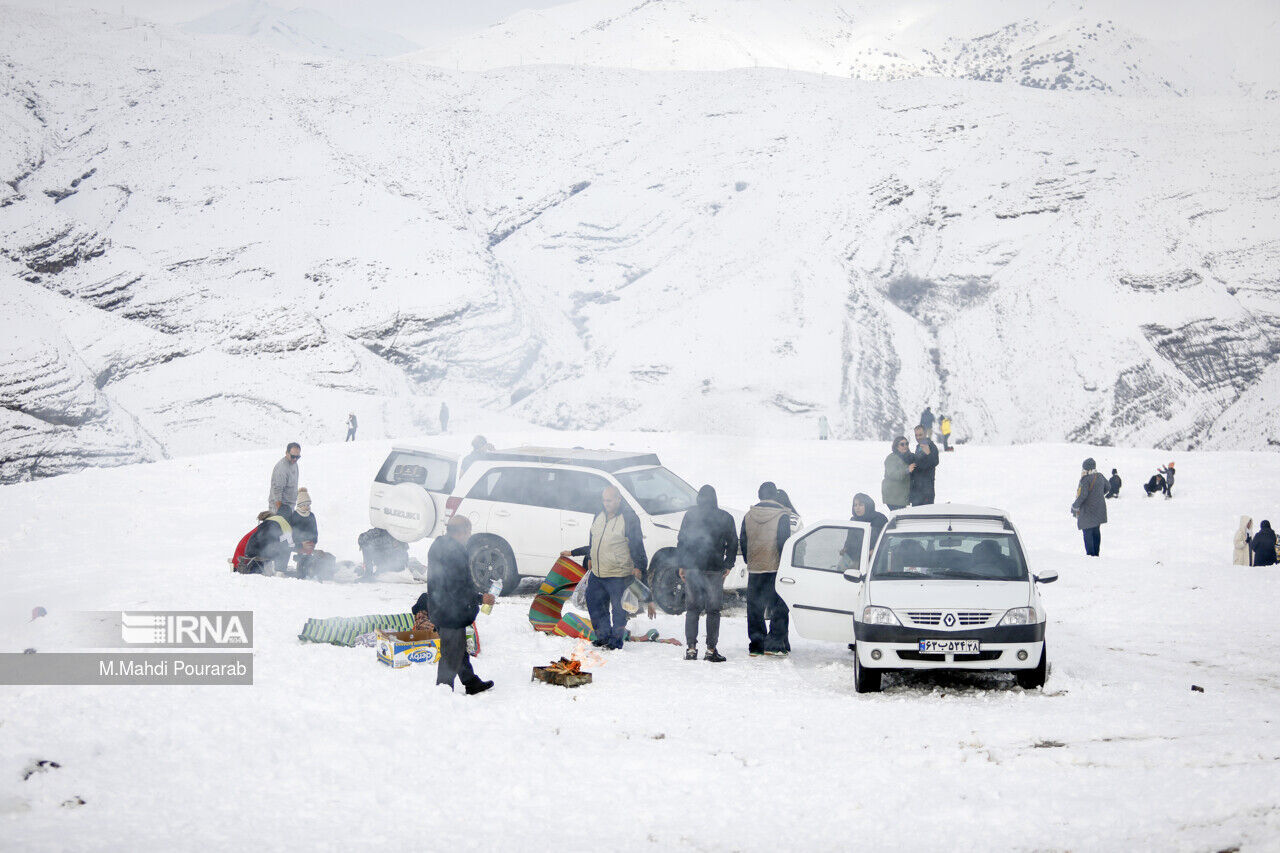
{"left": 529, "top": 556, "right": 588, "bottom": 633}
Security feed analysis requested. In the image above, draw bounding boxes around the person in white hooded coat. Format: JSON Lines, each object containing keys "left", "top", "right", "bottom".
{"left": 1234, "top": 516, "right": 1253, "bottom": 566}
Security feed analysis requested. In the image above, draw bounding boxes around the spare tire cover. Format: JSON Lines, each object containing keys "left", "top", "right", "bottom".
{"left": 377, "top": 483, "right": 437, "bottom": 543}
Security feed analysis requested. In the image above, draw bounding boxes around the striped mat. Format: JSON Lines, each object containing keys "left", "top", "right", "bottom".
{"left": 528, "top": 556, "right": 587, "bottom": 633}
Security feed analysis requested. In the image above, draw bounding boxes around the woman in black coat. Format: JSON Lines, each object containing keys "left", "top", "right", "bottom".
{"left": 1252, "top": 520, "right": 1278, "bottom": 567}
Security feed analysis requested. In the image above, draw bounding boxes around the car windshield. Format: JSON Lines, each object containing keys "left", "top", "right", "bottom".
{"left": 613, "top": 467, "right": 699, "bottom": 515}
{"left": 870, "top": 532, "right": 1028, "bottom": 581}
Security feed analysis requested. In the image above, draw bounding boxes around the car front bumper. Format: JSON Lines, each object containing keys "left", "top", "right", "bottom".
{"left": 854, "top": 621, "right": 1045, "bottom": 671}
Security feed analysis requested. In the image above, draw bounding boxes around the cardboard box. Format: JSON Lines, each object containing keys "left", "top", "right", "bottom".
{"left": 376, "top": 627, "right": 479, "bottom": 668}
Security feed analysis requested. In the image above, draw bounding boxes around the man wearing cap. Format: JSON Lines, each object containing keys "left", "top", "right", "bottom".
{"left": 1071, "top": 458, "right": 1109, "bottom": 557}
{"left": 269, "top": 443, "right": 300, "bottom": 513}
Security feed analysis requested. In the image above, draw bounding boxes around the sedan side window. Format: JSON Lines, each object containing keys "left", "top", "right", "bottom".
{"left": 554, "top": 471, "right": 609, "bottom": 515}
{"left": 791, "top": 527, "right": 852, "bottom": 572}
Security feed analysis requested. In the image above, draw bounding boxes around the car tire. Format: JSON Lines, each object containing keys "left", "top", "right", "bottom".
{"left": 468, "top": 536, "right": 521, "bottom": 596}
{"left": 854, "top": 651, "right": 882, "bottom": 694}
{"left": 649, "top": 550, "right": 685, "bottom": 615}
{"left": 1016, "top": 643, "right": 1048, "bottom": 690}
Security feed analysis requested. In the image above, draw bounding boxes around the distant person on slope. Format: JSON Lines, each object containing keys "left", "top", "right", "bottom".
{"left": 1143, "top": 472, "right": 1166, "bottom": 498}
{"left": 881, "top": 436, "right": 912, "bottom": 511}
{"left": 676, "top": 485, "right": 738, "bottom": 663}
{"left": 1106, "top": 468, "right": 1122, "bottom": 499}
{"left": 345, "top": 413, "right": 357, "bottom": 442}
{"left": 818, "top": 415, "right": 830, "bottom": 441}
{"left": 909, "top": 425, "right": 939, "bottom": 506}
{"left": 920, "top": 406, "right": 934, "bottom": 434}
{"left": 1251, "top": 520, "right": 1277, "bottom": 567}
{"left": 1234, "top": 517, "right": 1253, "bottom": 566}
{"left": 439, "top": 401, "right": 449, "bottom": 433}
{"left": 1159, "top": 462, "right": 1175, "bottom": 498}
{"left": 939, "top": 415, "right": 952, "bottom": 451}
{"left": 269, "top": 442, "right": 300, "bottom": 513}
{"left": 740, "top": 481, "right": 796, "bottom": 656}
{"left": 1071, "top": 458, "right": 1109, "bottom": 557}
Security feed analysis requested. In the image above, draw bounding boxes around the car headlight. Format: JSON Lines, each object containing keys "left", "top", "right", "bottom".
{"left": 998, "top": 607, "right": 1037, "bottom": 626}
{"left": 861, "top": 606, "right": 901, "bottom": 626}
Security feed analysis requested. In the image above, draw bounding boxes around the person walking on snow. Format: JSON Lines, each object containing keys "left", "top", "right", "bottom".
{"left": 676, "top": 485, "right": 738, "bottom": 662}
{"left": 881, "top": 436, "right": 912, "bottom": 511}
{"left": 740, "top": 482, "right": 796, "bottom": 656}
{"left": 1234, "top": 517, "right": 1253, "bottom": 566}
{"left": 268, "top": 443, "right": 300, "bottom": 513}
{"left": 939, "top": 415, "right": 952, "bottom": 451}
{"left": 562, "top": 485, "right": 648, "bottom": 650}
{"left": 345, "top": 413, "right": 357, "bottom": 442}
{"left": 1251, "top": 520, "right": 1277, "bottom": 567}
{"left": 920, "top": 406, "right": 934, "bottom": 434}
{"left": 1071, "top": 457, "right": 1108, "bottom": 557}
{"left": 818, "top": 415, "right": 830, "bottom": 441}
{"left": 439, "top": 402, "right": 450, "bottom": 433}
{"left": 1159, "top": 462, "right": 1175, "bottom": 498}
{"left": 909, "top": 425, "right": 939, "bottom": 506}
{"left": 1106, "top": 468, "right": 1122, "bottom": 499}
{"left": 427, "top": 515, "right": 494, "bottom": 693}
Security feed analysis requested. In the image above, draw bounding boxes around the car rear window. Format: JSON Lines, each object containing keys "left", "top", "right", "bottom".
{"left": 375, "top": 452, "right": 456, "bottom": 492}
{"left": 869, "top": 532, "right": 1028, "bottom": 581}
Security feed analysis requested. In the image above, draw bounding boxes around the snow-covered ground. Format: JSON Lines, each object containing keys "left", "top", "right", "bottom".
{"left": 3, "top": 430, "right": 1279, "bottom": 850}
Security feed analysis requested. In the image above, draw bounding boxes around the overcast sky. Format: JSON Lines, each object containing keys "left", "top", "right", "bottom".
{"left": 17, "top": 0, "right": 576, "bottom": 46}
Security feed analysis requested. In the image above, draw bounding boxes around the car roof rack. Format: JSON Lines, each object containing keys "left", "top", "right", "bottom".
{"left": 884, "top": 513, "right": 1014, "bottom": 532}
{"left": 484, "top": 446, "right": 662, "bottom": 474}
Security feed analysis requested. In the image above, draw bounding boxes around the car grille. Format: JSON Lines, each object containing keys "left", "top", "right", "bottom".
{"left": 897, "top": 650, "right": 1003, "bottom": 663}
{"left": 902, "top": 611, "right": 996, "bottom": 627}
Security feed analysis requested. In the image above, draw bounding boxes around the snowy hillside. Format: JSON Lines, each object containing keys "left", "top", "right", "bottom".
{"left": 1, "top": 4, "right": 1279, "bottom": 483}
{"left": 414, "top": 0, "right": 1280, "bottom": 97}
{"left": 183, "top": 0, "right": 419, "bottom": 59}
{"left": 3, "top": 432, "right": 1280, "bottom": 849}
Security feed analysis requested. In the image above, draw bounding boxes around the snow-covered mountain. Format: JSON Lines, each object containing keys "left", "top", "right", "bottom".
{"left": 183, "top": 0, "right": 419, "bottom": 59}
{"left": 2, "top": 3, "right": 1279, "bottom": 482}
{"left": 413, "top": 0, "right": 1280, "bottom": 98}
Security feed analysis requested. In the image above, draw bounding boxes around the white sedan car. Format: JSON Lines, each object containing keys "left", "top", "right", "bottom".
{"left": 776, "top": 505, "right": 1056, "bottom": 693}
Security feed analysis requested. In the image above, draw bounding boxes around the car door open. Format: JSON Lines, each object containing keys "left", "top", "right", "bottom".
{"left": 776, "top": 522, "right": 871, "bottom": 644}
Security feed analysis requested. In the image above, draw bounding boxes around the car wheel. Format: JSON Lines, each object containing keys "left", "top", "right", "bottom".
{"left": 649, "top": 550, "right": 685, "bottom": 615}
{"left": 468, "top": 536, "right": 521, "bottom": 596}
{"left": 854, "top": 651, "right": 882, "bottom": 693}
{"left": 1016, "top": 643, "right": 1048, "bottom": 690}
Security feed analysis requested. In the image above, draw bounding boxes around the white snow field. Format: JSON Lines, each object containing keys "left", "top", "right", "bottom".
{"left": 2, "top": 431, "right": 1279, "bottom": 851}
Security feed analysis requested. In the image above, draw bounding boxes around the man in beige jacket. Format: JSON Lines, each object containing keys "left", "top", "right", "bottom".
{"left": 562, "top": 486, "right": 648, "bottom": 650}
{"left": 739, "top": 482, "right": 796, "bottom": 656}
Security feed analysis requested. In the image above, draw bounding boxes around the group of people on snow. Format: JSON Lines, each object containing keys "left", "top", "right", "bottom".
{"left": 235, "top": 442, "right": 329, "bottom": 577}
{"left": 1143, "top": 463, "right": 1175, "bottom": 498}
{"left": 1235, "top": 517, "right": 1279, "bottom": 567}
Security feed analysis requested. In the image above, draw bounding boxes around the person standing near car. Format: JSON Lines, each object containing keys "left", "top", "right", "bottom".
{"left": 427, "top": 515, "right": 494, "bottom": 694}
{"left": 740, "top": 482, "right": 795, "bottom": 656}
{"left": 1071, "top": 458, "right": 1108, "bottom": 557}
{"left": 268, "top": 442, "right": 300, "bottom": 513}
{"left": 881, "top": 436, "right": 911, "bottom": 511}
{"left": 909, "top": 425, "right": 939, "bottom": 506}
{"left": 677, "top": 484, "right": 738, "bottom": 662}
{"left": 561, "top": 485, "right": 647, "bottom": 650}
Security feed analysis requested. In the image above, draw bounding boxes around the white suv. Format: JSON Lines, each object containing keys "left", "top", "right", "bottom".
{"left": 368, "top": 445, "right": 750, "bottom": 609}
{"left": 775, "top": 505, "right": 1056, "bottom": 693}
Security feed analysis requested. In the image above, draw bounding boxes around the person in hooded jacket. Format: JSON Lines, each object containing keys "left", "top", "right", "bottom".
{"left": 1251, "top": 520, "right": 1277, "bottom": 567}
{"left": 882, "top": 436, "right": 912, "bottom": 511}
{"left": 1071, "top": 457, "right": 1109, "bottom": 557}
{"left": 676, "top": 485, "right": 739, "bottom": 662}
{"left": 1234, "top": 517, "right": 1253, "bottom": 566}
{"left": 427, "top": 515, "right": 494, "bottom": 693}
{"left": 844, "top": 493, "right": 888, "bottom": 562}
{"left": 740, "top": 482, "right": 796, "bottom": 656}
{"left": 243, "top": 511, "right": 295, "bottom": 574}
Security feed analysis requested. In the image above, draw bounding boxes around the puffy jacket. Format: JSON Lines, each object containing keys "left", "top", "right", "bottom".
{"left": 677, "top": 485, "right": 739, "bottom": 572}
{"left": 571, "top": 508, "right": 648, "bottom": 579}
{"left": 427, "top": 536, "right": 481, "bottom": 629}
{"left": 288, "top": 508, "right": 318, "bottom": 547}
{"left": 1071, "top": 471, "right": 1109, "bottom": 530}
{"left": 882, "top": 451, "right": 911, "bottom": 507}
{"left": 740, "top": 501, "right": 792, "bottom": 574}
{"left": 1234, "top": 516, "right": 1252, "bottom": 566}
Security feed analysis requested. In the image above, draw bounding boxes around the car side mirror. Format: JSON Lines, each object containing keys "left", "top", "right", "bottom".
{"left": 842, "top": 568, "right": 863, "bottom": 584}
{"left": 1035, "top": 570, "right": 1058, "bottom": 584}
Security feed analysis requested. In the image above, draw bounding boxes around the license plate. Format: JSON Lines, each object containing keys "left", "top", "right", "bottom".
{"left": 919, "top": 639, "right": 980, "bottom": 654}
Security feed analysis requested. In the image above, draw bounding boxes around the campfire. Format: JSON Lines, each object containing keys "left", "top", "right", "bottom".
{"left": 532, "top": 644, "right": 599, "bottom": 688}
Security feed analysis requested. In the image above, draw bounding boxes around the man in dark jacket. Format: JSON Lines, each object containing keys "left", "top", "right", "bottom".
{"left": 920, "top": 406, "right": 934, "bottom": 434}
{"left": 1106, "top": 468, "right": 1122, "bottom": 499}
{"left": 740, "top": 482, "right": 795, "bottom": 656}
{"left": 1071, "top": 458, "right": 1109, "bottom": 557}
{"left": 427, "top": 515, "right": 494, "bottom": 693}
{"left": 1252, "top": 520, "right": 1277, "bottom": 567}
{"left": 909, "top": 425, "right": 939, "bottom": 506}
{"left": 677, "top": 485, "right": 738, "bottom": 662}
{"left": 243, "top": 511, "right": 294, "bottom": 574}
{"left": 561, "top": 486, "right": 648, "bottom": 650}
